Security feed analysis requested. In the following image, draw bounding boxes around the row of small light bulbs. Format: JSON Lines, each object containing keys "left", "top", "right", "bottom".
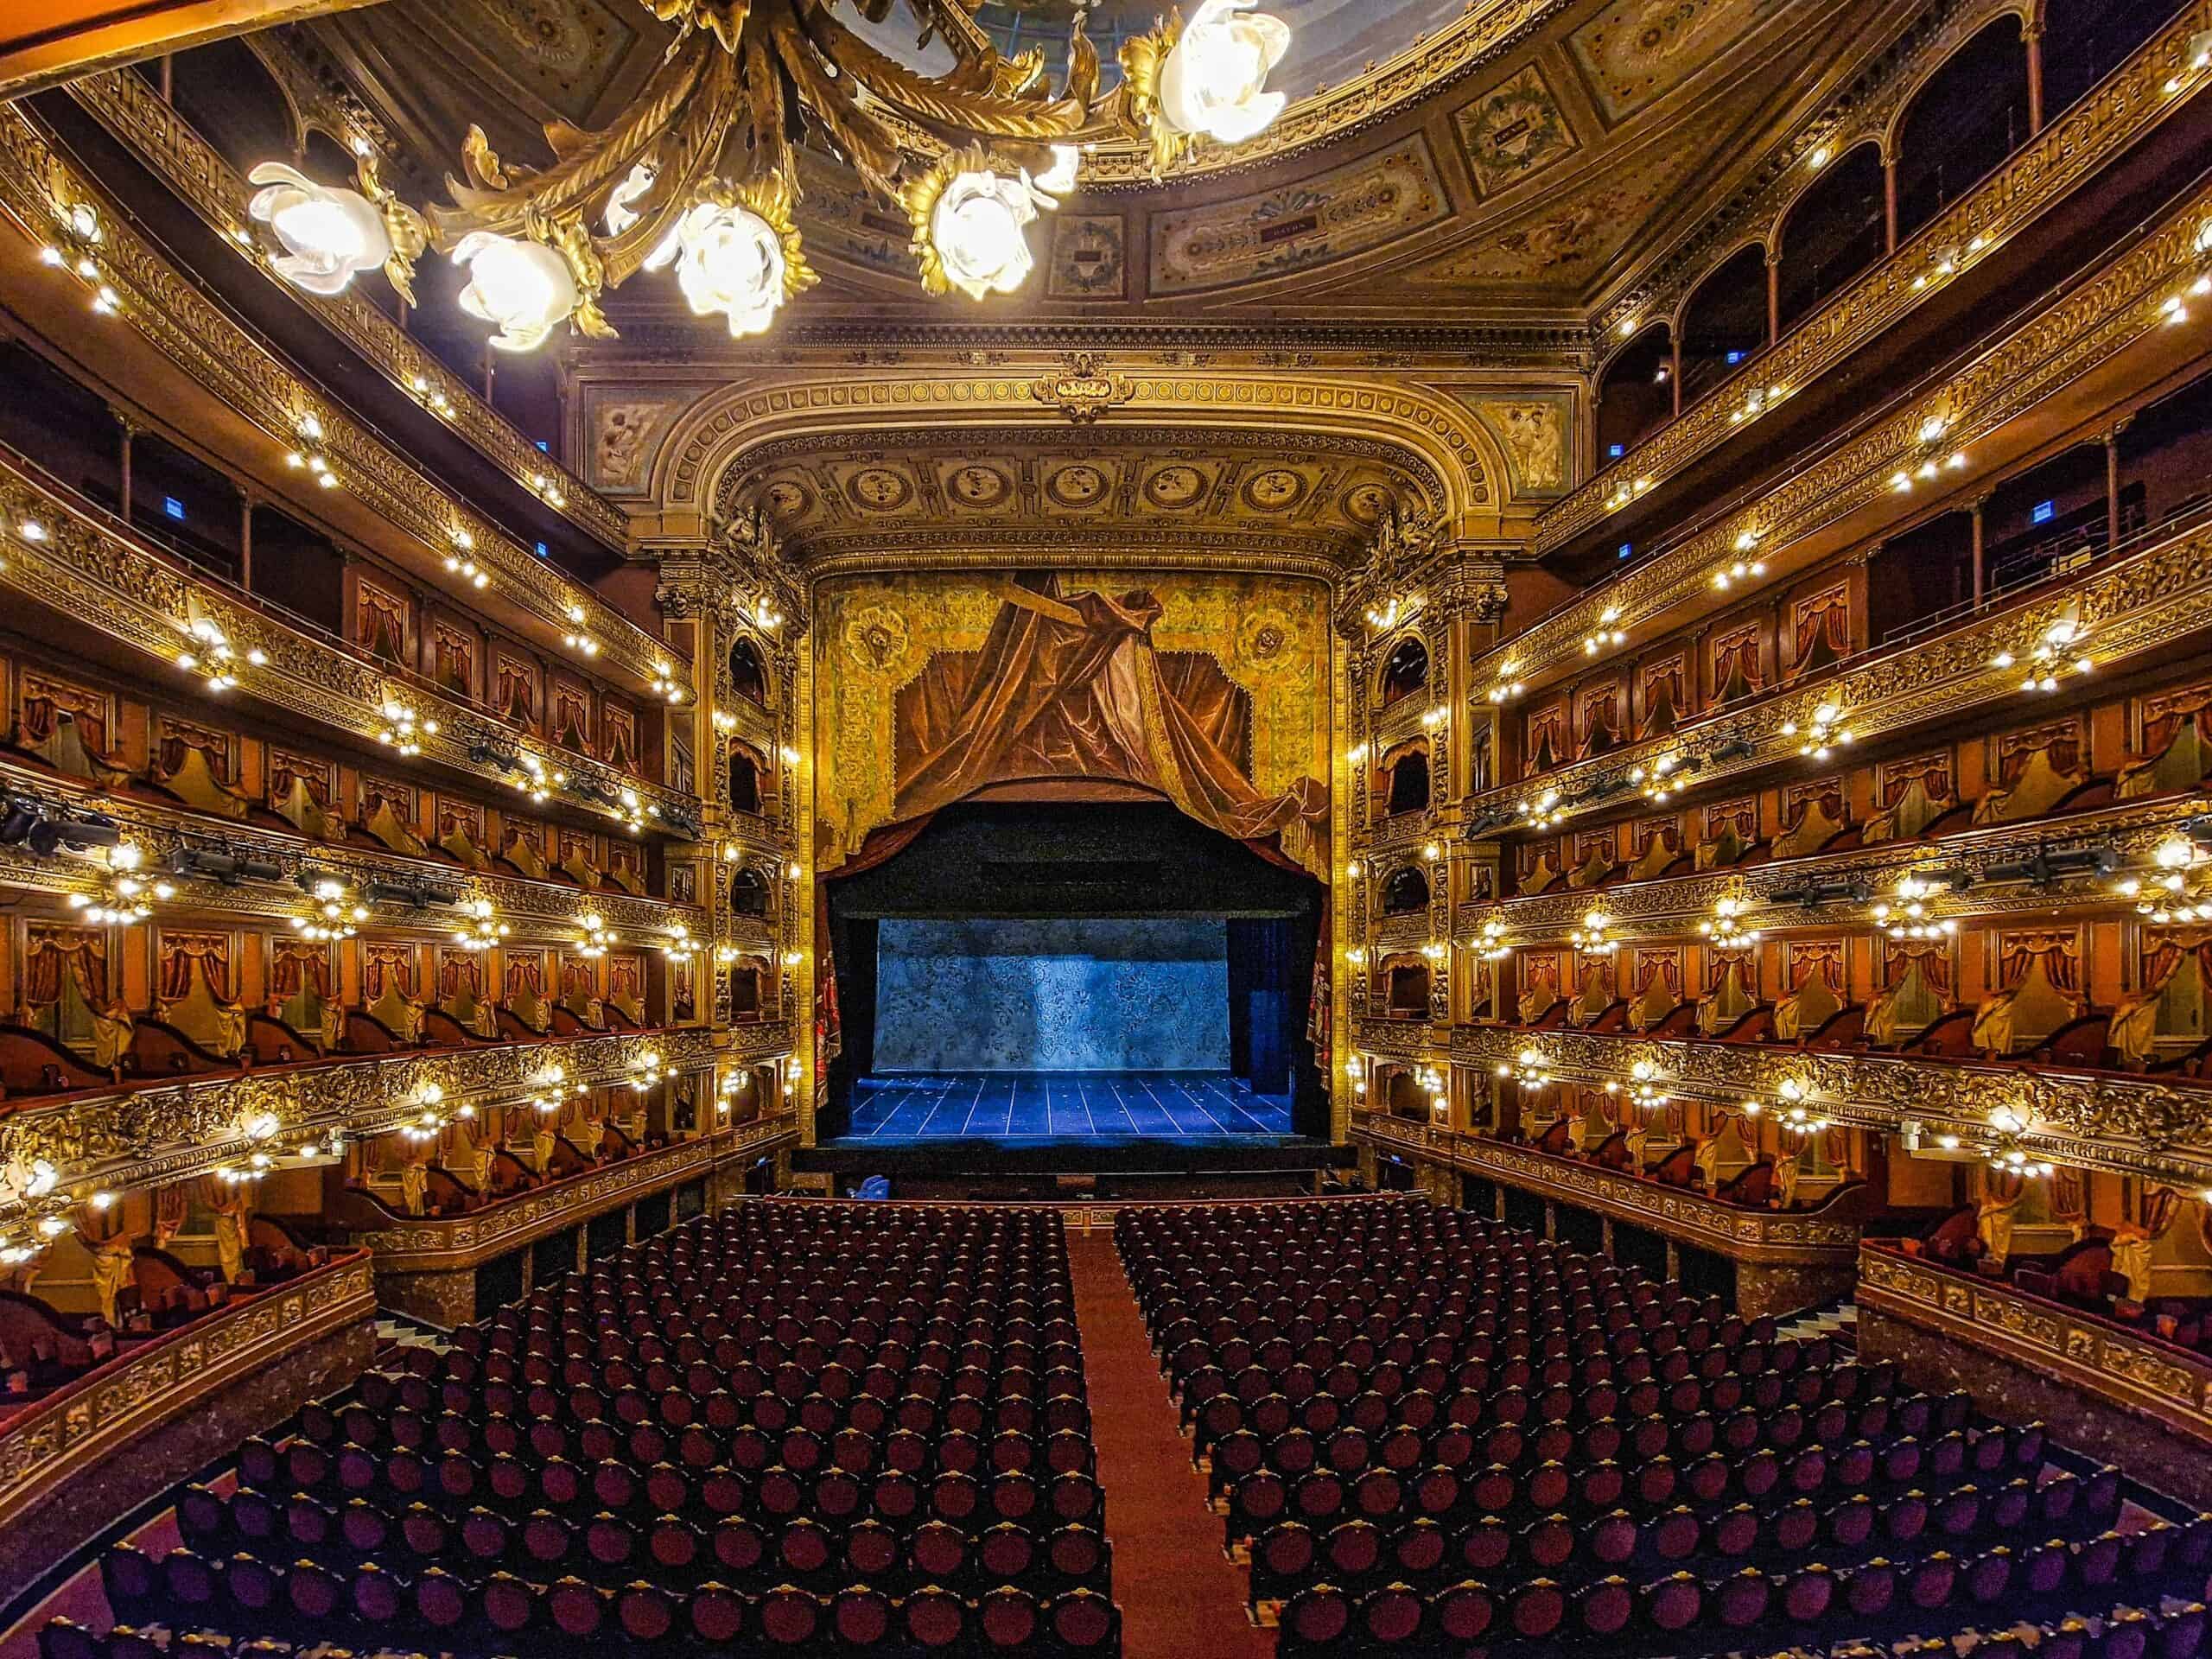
{"left": 0, "top": 1110, "right": 340, "bottom": 1264}
{"left": 32, "top": 200, "right": 642, "bottom": 693}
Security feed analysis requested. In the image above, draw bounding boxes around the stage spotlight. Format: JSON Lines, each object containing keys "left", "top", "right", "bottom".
{"left": 59, "top": 813, "right": 123, "bottom": 849}
{"left": 25, "top": 818, "right": 64, "bottom": 857}
{"left": 0, "top": 799, "right": 37, "bottom": 845}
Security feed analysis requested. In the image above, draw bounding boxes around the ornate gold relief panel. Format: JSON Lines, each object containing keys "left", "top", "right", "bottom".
{"left": 1148, "top": 139, "right": 1448, "bottom": 296}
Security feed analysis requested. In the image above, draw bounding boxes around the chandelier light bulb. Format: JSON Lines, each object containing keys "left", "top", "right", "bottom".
{"left": 663, "top": 200, "right": 790, "bottom": 337}
{"left": 1159, "top": 0, "right": 1292, "bottom": 146}
{"left": 451, "top": 232, "right": 579, "bottom": 352}
{"left": 930, "top": 169, "right": 1039, "bottom": 300}
{"left": 245, "top": 163, "right": 392, "bottom": 296}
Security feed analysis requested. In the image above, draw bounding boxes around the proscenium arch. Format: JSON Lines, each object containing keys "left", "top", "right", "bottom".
{"left": 657, "top": 371, "right": 1508, "bottom": 535}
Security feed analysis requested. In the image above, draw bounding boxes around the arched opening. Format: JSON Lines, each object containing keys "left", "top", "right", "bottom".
{"left": 728, "top": 745, "right": 761, "bottom": 814}
{"left": 1385, "top": 748, "right": 1431, "bottom": 816}
{"left": 0, "top": 340, "right": 124, "bottom": 510}
{"left": 1385, "top": 963, "right": 1432, "bottom": 1019}
{"left": 728, "top": 963, "right": 766, "bottom": 1020}
{"left": 728, "top": 637, "right": 768, "bottom": 705}
{"left": 1595, "top": 326, "right": 1675, "bottom": 461}
{"left": 1867, "top": 510, "right": 1974, "bottom": 643}
{"left": 1676, "top": 245, "right": 1770, "bottom": 410}
{"left": 1382, "top": 867, "right": 1430, "bottom": 914}
{"left": 1981, "top": 441, "right": 2122, "bottom": 587}
{"left": 2043, "top": 0, "right": 2174, "bottom": 121}
{"left": 1775, "top": 144, "right": 1886, "bottom": 334}
{"left": 1385, "top": 1068, "right": 1427, "bottom": 1117}
{"left": 1379, "top": 636, "right": 1429, "bottom": 706}
{"left": 729, "top": 868, "right": 771, "bottom": 917}
{"left": 130, "top": 432, "right": 244, "bottom": 583}
{"left": 1893, "top": 20, "right": 2031, "bottom": 242}
{"left": 168, "top": 38, "right": 296, "bottom": 172}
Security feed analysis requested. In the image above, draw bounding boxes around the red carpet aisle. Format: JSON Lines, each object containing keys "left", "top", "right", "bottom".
{"left": 1069, "top": 1230, "right": 1276, "bottom": 1659}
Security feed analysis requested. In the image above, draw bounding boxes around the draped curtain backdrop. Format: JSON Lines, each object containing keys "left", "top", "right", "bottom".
{"left": 817, "top": 575, "right": 1332, "bottom": 1077}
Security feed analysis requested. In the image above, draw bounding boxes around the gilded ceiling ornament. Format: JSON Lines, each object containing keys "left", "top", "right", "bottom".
{"left": 1028, "top": 353, "right": 1136, "bottom": 424}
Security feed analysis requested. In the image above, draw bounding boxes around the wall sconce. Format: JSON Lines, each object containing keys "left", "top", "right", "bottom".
{"left": 1780, "top": 702, "right": 1851, "bottom": 760}
{"left": 452, "top": 898, "right": 507, "bottom": 950}
{"left": 378, "top": 701, "right": 438, "bottom": 755}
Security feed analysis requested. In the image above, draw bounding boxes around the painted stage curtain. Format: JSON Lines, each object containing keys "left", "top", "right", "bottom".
{"left": 892, "top": 577, "right": 1327, "bottom": 858}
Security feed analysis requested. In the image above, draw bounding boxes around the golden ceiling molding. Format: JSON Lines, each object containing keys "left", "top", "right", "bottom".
{"left": 0, "top": 0, "right": 375, "bottom": 98}
{"left": 0, "top": 106, "right": 670, "bottom": 692}
{"left": 654, "top": 369, "right": 1507, "bottom": 529}
{"left": 1450, "top": 798, "right": 2204, "bottom": 941}
{"left": 0, "top": 1028, "right": 716, "bottom": 1229}
{"left": 712, "top": 421, "right": 1446, "bottom": 570}
{"left": 1471, "top": 169, "right": 2212, "bottom": 703}
{"left": 1463, "top": 514, "right": 2212, "bottom": 831}
{"left": 0, "top": 456, "right": 703, "bottom": 836}
{"left": 1424, "top": 1020, "right": 2212, "bottom": 1185}
{"left": 64, "top": 67, "right": 628, "bottom": 554}
{"left": 1554, "top": 3, "right": 2212, "bottom": 553}
{"left": 797, "top": 537, "right": 1352, "bottom": 587}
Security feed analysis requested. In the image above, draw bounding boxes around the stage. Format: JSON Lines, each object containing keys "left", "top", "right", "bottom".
{"left": 842, "top": 1071, "right": 1293, "bottom": 1141}
{"left": 802, "top": 1070, "right": 1349, "bottom": 1185}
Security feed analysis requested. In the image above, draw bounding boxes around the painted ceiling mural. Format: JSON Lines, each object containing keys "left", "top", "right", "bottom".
{"left": 289, "top": 0, "right": 1868, "bottom": 313}
{"left": 815, "top": 570, "right": 1332, "bottom": 877}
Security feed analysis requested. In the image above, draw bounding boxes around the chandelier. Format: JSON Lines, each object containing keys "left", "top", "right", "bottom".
{"left": 245, "top": 0, "right": 1292, "bottom": 344}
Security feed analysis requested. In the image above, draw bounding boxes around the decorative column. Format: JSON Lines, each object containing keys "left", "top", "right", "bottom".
{"left": 2025, "top": 20, "right": 2044, "bottom": 136}
{"left": 113, "top": 410, "right": 137, "bottom": 519}
{"left": 1970, "top": 498, "right": 1990, "bottom": 606}
{"left": 1766, "top": 249, "right": 1782, "bottom": 348}
{"left": 1883, "top": 151, "right": 1899, "bottom": 254}
{"left": 2104, "top": 421, "right": 2131, "bottom": 553}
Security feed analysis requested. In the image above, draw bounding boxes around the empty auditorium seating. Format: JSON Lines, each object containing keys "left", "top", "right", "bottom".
{"left": 1117, "top": 1197, "right": 2212, "bottom": 1657}
{"left": 57, "top": 1199, "right": 1122, "bottom": 1656}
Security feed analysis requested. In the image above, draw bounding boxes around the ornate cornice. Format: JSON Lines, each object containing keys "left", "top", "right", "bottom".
{"left": 578, "top": 320, "right": 1591, "bottom": 367}
{"left": 0, "top": 755, "right": 702, "bottom": 945}
{"left": 0, "top": 456, "right": 702, "bottom": 839}
{"left": 800, "top": 540, "right": 1351, "bottom": 588}
{"left": 1465, "top": 438, "right": 2212, "bottom": 835}
{"left": 0, "top": 1251, "right": 374, "bottom": 1528}
{"left": 62, "top": 67, "right": 627, "bottom": 555}
{"left": 0, "top": 1028, "right": 715, "bottom": 1226}
{"left": 1431, "top": 1021, "right": 2212, "bottom": 1185}
{"left": 1357, "top": 1114, "right": 1868, "bottom": 1260}
{"left": 1859, "top": 1243, "right": 2212, "bottom": 1439}
{"left": 0, "top": 106, "right": 669, "bottom": 692}
{"left": 1544, "top": 7, "right": 2212, "bottom": 555}
{"left": 657, "top": 373, "right": 1504, "bottom": 525}
{"left": 1459, "top": 797, "right": 2205, "bottom": 940}
{"left": 340, "top": 1116, "right": 795, "bottom": 1268}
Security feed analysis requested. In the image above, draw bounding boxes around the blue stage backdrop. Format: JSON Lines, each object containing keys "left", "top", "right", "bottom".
{"left": 873, "top": 918, "right": 1230, "bottom": 1072}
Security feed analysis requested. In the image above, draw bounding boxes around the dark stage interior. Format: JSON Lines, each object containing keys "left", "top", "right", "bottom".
{"left": 809, "top": 802, "right": 1340, "bottom": 1185}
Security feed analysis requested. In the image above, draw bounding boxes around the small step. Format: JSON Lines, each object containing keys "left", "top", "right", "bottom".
{"left": 1774, "top": 1298, "right": 1857, "bottom": 1347}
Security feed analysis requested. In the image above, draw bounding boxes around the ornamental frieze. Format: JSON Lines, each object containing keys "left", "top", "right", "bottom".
{"left": 0, "top": 759, "right": 702, "bottom": 944}
{"left": 0, "top": 1029, "right": 716, "bottom": 1222}
{"left": 1481, "top": 169, "right": 2212, "bottom": 690}
{"left": 1360, "top": 1117, "right": 1866, "bottom": 1261}
{"left": 1464, "top": 515, "right": 2212, "bottom": 829}
{"left": 342, "top": 1116, "right": 794, "bottom": 1268}
{"left": 1461, "top": 797, "right": 2206, "bottom": 939}
{"left": 0, "top": 460, "right": 701, "bottom": 837}
{"left": 0, "top": 108, "right": 665, "bottom": 688}
{"left": 1859, "top": 1243, "right": 2212, "bottom": 1434}
{"left": 0, "top": 1252, "right": 376, "bottom": 1525}
{"left": 1433, "top": 1021, "right": 2212, "bottom": 1185}
{"left": 63, "top": 68, "right": 626, "bottom": 555}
